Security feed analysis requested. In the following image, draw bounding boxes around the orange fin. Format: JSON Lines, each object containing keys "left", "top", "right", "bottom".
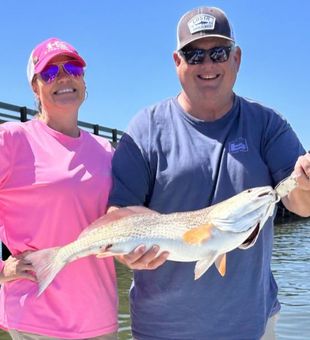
{"left": 183, "top": 223, "right": 213, "bottom": 245}
{"left": 215, "top": 254, "right": 226, "bottom": 277}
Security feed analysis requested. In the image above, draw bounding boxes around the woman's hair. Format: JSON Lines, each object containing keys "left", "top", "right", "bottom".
{"left": 32, "top": 77, "right": 42, "bottom": 114}
{"left": 35, "top": 98, "right": 42, "bottom": 115}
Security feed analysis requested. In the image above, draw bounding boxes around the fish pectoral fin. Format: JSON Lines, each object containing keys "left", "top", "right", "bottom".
{"left": 194, "top": 252, "right": 218, "bottom": 280}
{"left": 183, "top": 223, "right": 213, "bottom": 245}
{"left": 215, "top": 254, "right": 226, "bottom": 277}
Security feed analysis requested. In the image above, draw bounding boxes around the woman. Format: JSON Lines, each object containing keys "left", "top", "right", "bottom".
{"left": 0, "top": 38, "right": 118, "bottom": 340}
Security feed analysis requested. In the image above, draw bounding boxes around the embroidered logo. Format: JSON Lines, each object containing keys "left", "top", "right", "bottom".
{"left": 229, "top": 138, "right": 248, "bottom": 154}
{"left": 46, "top": 41, "right": 72, "bottom": 53}
{"left": 188, "top": 14, "right": 216, "bottom": 34}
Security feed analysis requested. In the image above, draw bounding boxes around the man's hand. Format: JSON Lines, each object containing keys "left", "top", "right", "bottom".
{"left": 104, "top": 206, "right": 170, "bottom": 270}
{"left": 293, "top": 152, "right": 310, "bottom": 190}
{"left": 283, "top": 152, "right": 310, "bottom": 217}
{"left": 116, "top": 245, "right": 169, "bottom": 270}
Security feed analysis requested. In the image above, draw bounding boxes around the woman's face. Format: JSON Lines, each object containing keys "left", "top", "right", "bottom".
{"left": 32, "top": 55, "right": 86, "bottom": 113}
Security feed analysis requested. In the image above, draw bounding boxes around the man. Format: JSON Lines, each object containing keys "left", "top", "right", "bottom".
{"left": 108, "top": 6, "right": 310, "bottom": 340}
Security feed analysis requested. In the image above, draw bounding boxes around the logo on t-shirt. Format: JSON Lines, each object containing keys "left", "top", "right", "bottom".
{"left": 229, "top": 137, "right": 248, "bottom": 153}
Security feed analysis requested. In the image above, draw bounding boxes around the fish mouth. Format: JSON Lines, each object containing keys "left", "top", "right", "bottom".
{"left": 258, "top": 191, "right": 270, "bottom": 197}
{"left": 258, "top": 189, "right": 279, "bottom": 203}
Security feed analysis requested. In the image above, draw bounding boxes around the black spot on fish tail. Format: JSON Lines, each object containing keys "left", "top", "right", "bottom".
{"left": 105, "top": 244, "right": 113, "bottom": 251}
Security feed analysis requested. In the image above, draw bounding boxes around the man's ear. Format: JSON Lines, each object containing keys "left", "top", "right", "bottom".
{"left": 173, "top": 51, "right": 182, "bottom": 67}
{"left": 233, "top": 46, "right": 242, "bottom": 72}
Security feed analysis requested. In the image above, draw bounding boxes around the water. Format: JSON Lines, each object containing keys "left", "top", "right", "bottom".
{"left": 116, "top": 219, "right": 310, "bottom": 340}
{"left": 272, "top": 219, "right": 310, "bottom": 339}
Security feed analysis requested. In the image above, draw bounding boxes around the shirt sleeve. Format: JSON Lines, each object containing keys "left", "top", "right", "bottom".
{"left": 108, "top": 109, "right": 154, "bottom": 207}
{"left": 0, "top": 127, "right": 12, "bottom": 260}
{"left": 262, "top": 112, "right": 305, "bottom": 184}
{"left": 108, "top": 132, "right": 153, "bottom": 207}
{"left": 0, "top": 126, "right": 12, "bottom": 188}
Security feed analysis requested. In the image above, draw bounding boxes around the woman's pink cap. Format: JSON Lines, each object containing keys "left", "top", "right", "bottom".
{"left": 27, "top": 37, "right": 86, "bottom": 83}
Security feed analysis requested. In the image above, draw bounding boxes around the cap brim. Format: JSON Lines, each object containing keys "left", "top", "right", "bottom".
{"left": 178, "top": 34, "right": 234, "bottom": 50}
{"left": 35, "top": 51, "right": 86, "bottom": 73}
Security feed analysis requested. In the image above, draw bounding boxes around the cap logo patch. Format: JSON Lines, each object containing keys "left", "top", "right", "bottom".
{"left": 188, "top": 14, "right": 216, "bottom": 34}
{"left": 45, "top": 41, "right": 72, "bottom": 54}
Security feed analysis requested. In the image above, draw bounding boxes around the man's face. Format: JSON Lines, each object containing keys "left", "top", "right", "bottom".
{"left": 174, "top": 37, "right": 241, "bottom": 107}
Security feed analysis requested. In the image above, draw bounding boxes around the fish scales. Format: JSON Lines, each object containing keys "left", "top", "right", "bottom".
{"left": 60, "top": 210, "right": 208, "bottom": 262}
{"left": 26, "top": 185, "right": 283, "bottom": 295}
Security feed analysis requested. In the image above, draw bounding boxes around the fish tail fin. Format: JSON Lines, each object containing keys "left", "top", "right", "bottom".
{"left": 26, "top": 247, "right": 65, "bottom": 296}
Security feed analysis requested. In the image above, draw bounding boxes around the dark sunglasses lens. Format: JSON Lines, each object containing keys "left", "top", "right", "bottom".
{"left": 40, "top": 65, "right": 59, "bottom": 83}
{"left": 182, "top": 46, "right": 232, "bottom": 65}
{"left": 183, "top": 49, "right": 205, "bottom": 65}
{"left": 209, "top": 47, "right": 230, "bottom": 63}
{"left": 63, "top": 62, "right": 84, "bottom": 77}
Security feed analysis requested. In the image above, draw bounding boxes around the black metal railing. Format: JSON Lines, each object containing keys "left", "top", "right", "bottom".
{"left": 0, "top": 101, "right": 123, "bottom": 145}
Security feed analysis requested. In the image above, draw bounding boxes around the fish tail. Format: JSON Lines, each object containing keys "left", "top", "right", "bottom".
{"left": 26, "top": 247, "right": 65, "bottom": 296}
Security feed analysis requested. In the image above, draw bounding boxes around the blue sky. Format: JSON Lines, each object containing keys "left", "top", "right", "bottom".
{"left": 1, "top": 0, "right": 309, "bottom": 148}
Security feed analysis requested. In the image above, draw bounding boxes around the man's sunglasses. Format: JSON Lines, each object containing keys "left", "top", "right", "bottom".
{"left": 180, "top": 46, "right": 233, "bottom": 65}
{"left": 39, "top": 61, "right": 84, "bottom": 83}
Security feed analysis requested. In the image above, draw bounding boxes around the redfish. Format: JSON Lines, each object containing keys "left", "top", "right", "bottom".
{"left": 25, "top": 185, "right": 283, "bottom": 296}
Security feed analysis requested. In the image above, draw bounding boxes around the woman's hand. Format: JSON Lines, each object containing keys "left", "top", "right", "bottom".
{"left": 0, "top": 252, "right": 37, "bottom": 283}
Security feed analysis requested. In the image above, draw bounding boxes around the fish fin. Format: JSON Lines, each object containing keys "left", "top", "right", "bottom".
{"left": 183, "top": 223, "right": 213, "bottom": 245}
{"left": 215, "top": 254, "right": 226, "bottom": 277}
{"left": 96, "top": 252, "right": 113, "bottom": 258}
{"left": 126, "top": 206, "right": 159, "bottom": 214}
{"left": 194, "top": 252, "right": 218, "bottom": 279}
{"left": 79, "top": 206, "right": 157, "bottom": 237}
{"left": 25, "top": 247, "right": 65, "bottom": 296}
{"left": 96, "top": 251, "right": 126, "bottom": 258}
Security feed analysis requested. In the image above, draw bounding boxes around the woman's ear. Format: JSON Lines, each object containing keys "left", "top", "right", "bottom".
{"left": 32, "top": 79, "right": 39, "bottom": 95}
